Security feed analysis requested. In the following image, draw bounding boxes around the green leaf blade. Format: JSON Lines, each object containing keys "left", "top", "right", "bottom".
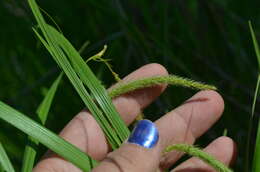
{"left": 34, "top": 26, "right": 121, "bottom": 148}
{"left": 253, "top": 119, "right": 260, "bottom": 172}
{"left": 249, "top": 21, "right": 260, "bottom": 68}
{"left": 0, "top": 102, "right": 94, "bottom": 171}
{"left": 37, "top": 73, "right": 63, "bottom": 123}
{"left": 21, "top": 73, "right": 63, "bottom": 172}
{"left": 0, "top": 142, "right": 15, "bottom": 172}
{"left": 21, "top": 137, "right": 38, "bottom": 172}
{"left": 249, "top": 21, "right": 260, "bottom": 172}
{"left": 29, "top": 0, "right": 122, "bottom": 147}
{"left": 47, "top": 26, "right": 130, "bottom": 142}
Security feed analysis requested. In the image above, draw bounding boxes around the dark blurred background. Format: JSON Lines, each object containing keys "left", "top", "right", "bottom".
{"left": 1, "top": 0, "right": 260, "bottom": 171}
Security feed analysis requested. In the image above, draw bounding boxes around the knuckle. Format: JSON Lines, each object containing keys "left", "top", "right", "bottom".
{"left": 103, "top": 151, "right": 139, "bottom": 172}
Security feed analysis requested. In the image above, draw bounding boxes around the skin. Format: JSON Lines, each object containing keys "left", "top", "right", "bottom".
{"left": 33, "top": 63, "right": 237, "bottom": 172}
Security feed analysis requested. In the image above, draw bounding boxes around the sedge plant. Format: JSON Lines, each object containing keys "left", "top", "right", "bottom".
{"left": 0, "top": 0, "right": 233, "bottom": 171}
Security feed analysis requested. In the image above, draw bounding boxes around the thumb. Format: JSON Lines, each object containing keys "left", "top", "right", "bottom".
{"left": 92, "top": 120, "right": 161, "bottom": 172}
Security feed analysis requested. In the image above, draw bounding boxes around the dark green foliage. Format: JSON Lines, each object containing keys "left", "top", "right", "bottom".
{"left": 0, "top": 0, "right": 260, "bottom": 171}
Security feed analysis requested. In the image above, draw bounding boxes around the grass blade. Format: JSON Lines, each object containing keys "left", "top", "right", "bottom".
{"left": 0, "top": 142, "right": 15, "bottom": 172}
{"left": 36, "top": 73, "right": 63, "bottom": 124}
{"left": 253, "top": 118, "right": 260, "bottom": 172}
{"left": 28, "top": 0, "right": 129, "bottom": 149}
{"left": 21, "top": 73, "right": 63, "bottom": 172}
{"left": 21, "top": 139, "right": 37, "bottom": 172}
{"left": 249, "top": 21, "right": 260, "bottom": 68}
{"left": 0, "top": 102, "right": 95, "bottom": 171}
{"left": 249, "top": 21, "right": 260, "bottom": 172}
{"left": 47, "top": 25, "right": 130, "bottom": 142}
{"left": 32, "top": 26, "right": 121, "bottom": 149}
{"left": 29, "top": 0, "right": 120, "bottom": 148}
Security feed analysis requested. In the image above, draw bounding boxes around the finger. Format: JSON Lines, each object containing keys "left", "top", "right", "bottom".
{"left": 92, "top": 120, "right": 162, "bottom": 172}
{"left": 156, "top": 90, "right": 224, "bottom": 168}
{"left": 173, "top": 136, "right": 237, "bottom": 172}
{"left": 34, "top": 63, "right": 168, "bottom": 172}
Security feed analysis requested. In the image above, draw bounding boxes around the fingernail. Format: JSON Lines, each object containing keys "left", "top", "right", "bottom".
{"left": 127, "top": 120, "right": 159, "bottom": 149}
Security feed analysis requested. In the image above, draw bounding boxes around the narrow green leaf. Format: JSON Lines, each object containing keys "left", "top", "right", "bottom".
{"left": 47, "top": 25, "right": 130, "bottom": 142}
{"left": 0, "top": 102, "right": 94, "bottom": 171}
{"left": 249, "top": 21, "right": 260, "bottom": 68}
{"left": 78, "top": 40, "right": 90, "bottom": 54}
{"left": 21, "top": 138, "right": 37, "bottom": 172}
{"left": 251, "top": 75, "right": 260, "bottom": 172}
{"left": 33, "top": 27, "right": 120, "bottom": 149}
{"left": 249, "top": 21, "right": 260, "bottom": 172}
{"left": 21, "top": 73, "right": 63, "bottom": 172}
{"left": 0, "top": 142, "right": 15, "bottom": 172}
{"left": 28, "top": 0, "right": 125, "bottom": 149}
{"left": 222, "top": 129, "right": 228, "bottom": 136}
{"left": 253, "top": 119, "right": 260, "bottom": 172}
{"left": 37, "top": 73, "right": 63, "bottom": 124}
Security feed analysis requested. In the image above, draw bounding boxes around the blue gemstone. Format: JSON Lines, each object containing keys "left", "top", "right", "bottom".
{"left": 127, "top": 120, "right": 159, "bottom": 149}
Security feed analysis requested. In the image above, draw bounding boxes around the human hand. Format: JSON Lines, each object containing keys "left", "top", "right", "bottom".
{"left": 33, "top": 63, "right": 236, "bottom": 172}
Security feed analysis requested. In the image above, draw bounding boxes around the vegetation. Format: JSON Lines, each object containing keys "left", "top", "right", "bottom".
{"left": 0, "top": 0, "right": 260, "bottom": 171}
